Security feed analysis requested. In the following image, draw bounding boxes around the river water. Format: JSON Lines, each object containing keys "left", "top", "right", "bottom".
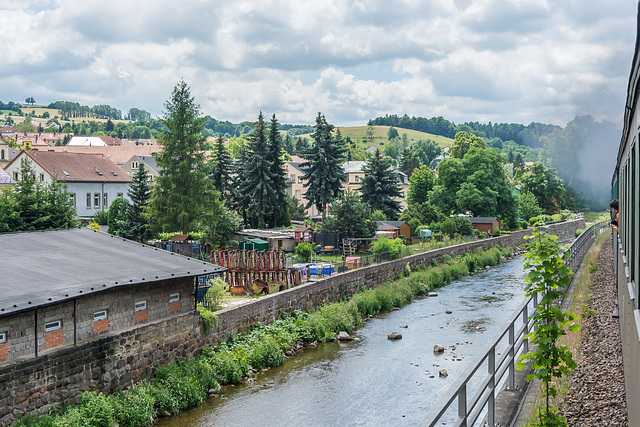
{"left": 157, "top": 256, "right": 528, "bottom": 427}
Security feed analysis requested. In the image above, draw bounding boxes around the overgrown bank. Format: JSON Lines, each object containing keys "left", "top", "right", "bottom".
{"left": 15, "top": 245, "right": 513, "bottom": 427}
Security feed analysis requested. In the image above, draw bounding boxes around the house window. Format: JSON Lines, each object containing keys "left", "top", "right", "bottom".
{"left": 169, "top": 292, "right": 181, "bottom": 314}
{"left": 70, "top": 193, "right": 76, "bottom": 208}
{"left": 135, "top": 300, "right": 147, "bottom": 312}
{"left": 1, "top": 149, "right": 4, "bottom": 160}
{"left": 94, "top": 193, "right": 100, "bottom": 208}
{"left": 169, "top": 293, "right": 180, "bottom": 303}
{"left": 13, "top": 172, "right": 19, "bottom": 181}
{"left": 117, "top": 193, "right": 123, "bottom": 198}
{"left": 94, "top": 310, "right": 108, "bottom": 321}
{"left": 295, "top": 190, "right": 301, "bottom": 200}
{"left": 44, "top": 319, "right": 62, "bottom": 332}
{"left": 132, "top": 161, "right": 138, "bottom": 169}
{"left": 0, "top": 332, "right": 6, "bottom": 344}
{"left": 103, "top": 193, "right": 108, "bottom": 208}
{"left": 39, "top": 173, "right": 45, "bottom": 182}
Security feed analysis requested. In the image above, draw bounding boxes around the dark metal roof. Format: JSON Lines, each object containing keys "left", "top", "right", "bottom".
{"left": 470, "top": 217, "right": 500, "bottom": 224}
{"left": 0, "top": 228, "right": 226, "bottom": 317}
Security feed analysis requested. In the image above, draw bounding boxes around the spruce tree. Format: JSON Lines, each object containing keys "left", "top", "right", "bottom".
{"left": 268, "top": 114, "right": 290, "bottom": 227}
{"left": 151, "top": 80, "right": 217, "bottom": 233}
{"left": 238, "top": 112, "right": 277, "bottom": 228}
{"left": 360, "top": 149, "right": 402, "bottom": 220}
{"left": 209, "top": 135, "right": 233, "bottom": 200}
{"left": 301, "top": 113, "right": 346, "bottom": 214}
{"left": 121, "top": 163, "right": 151, "bottom": 242}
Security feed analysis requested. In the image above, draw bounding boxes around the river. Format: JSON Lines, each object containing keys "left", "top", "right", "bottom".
{"left": 156, "top": 256, "right": 527, "bottom": 427}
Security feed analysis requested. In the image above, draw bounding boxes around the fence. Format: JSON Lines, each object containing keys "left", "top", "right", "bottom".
{"left": 418, "top": 221, "right": 608, "bottom": 427}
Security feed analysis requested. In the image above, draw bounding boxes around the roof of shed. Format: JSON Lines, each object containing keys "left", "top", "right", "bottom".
{"left": 0, "top": 228, "right": 226, "bottom": 317}
{"left": 470, "top": 217, "right": 500, "bottom": 224}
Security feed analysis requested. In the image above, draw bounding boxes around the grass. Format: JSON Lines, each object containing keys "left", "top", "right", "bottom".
{"left": 583, "top": 211, "right": 609, "bottom": 223}
{"left": 296, "top": 125, "right": 454, "bottom": 148}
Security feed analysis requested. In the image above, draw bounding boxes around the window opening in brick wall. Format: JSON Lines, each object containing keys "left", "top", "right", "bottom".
{"left": 169, "top": 292, "right": 180, "bottom": 303}
{"left": 0, "top": 332, "right": 5, "bottom": 344}
{"left": 135, "top": 300, "right": 147, "bottom": 311}
{"left": 94, "top": 310, "right": 108, "bottom": 321}
{"left": 44, "top": 319, "right": 61, "bottom": 332}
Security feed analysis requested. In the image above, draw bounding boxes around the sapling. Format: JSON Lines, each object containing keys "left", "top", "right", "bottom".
{"left": 518, "top": 227, "right": 579, "bottom": 427}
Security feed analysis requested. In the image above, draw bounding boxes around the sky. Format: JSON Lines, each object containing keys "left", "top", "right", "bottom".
{"left": 2, "top": 0, "right": 637, "bottom": 128}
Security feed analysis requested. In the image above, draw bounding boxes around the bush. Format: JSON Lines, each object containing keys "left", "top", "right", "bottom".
{"left": 88, "top": 222, "right": 101, "bottom": 231}
{"left": 92, "top": 210, "right": 109, "bottom": 226}
{"left": 372, "top": 237, "right": 403, "bottom": 259}
{"left": 575, "top": 228, "right": 584, "bottom": 237}
{"left": 408, "top": 218, "right": 421, "bottom": 234}
{"left": 295, "top": 241, "right": 314, "bottom": 261}
{"left": 204, "top": 277, "right": 228, "bottom": 310}
{"left": 113, "top": 384, "right": 155, "bottom": 427}
{"left": 77, "top": 391, "right": 115, "bottom": 427}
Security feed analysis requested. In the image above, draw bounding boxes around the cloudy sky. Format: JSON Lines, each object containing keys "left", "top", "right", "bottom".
{"left": 2, "top": 0, "right": 637, "bottom": 127}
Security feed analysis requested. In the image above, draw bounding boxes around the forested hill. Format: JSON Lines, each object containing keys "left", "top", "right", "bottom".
{"left": 368, "top": 114, "right": 561, "bottom": 148}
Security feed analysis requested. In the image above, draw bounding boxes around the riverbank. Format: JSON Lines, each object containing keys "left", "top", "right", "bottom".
{"left": 14, "top": 246, "right": 514, "bottom": 427}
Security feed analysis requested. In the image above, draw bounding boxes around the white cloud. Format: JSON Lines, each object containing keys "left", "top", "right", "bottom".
{"left": 0, "top": 0, "right": 636, "bottom": 127}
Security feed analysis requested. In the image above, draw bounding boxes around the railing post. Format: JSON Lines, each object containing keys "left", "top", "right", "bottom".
{"left": 488, "top": 348, "right": 496, "bottom": 426}
{"left": 457, "top": 384, "right": 467, "bottom": 427}
{"left": 523, "top": 304, "right": 529, "bottom": 354}
{"left": 506, "top": 323, "right": 516, "bottom": 390}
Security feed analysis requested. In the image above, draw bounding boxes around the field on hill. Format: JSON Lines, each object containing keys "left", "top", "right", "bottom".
{"left": 296, "top": 125, "right": 453, "bottom": 148}
{"left": 1, "top": 106, "right": 133, "bottom": 127}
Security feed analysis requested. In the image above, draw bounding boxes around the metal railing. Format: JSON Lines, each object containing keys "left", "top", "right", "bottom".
{"left": 418, "top": 220, "right": 609, "bottom": 427}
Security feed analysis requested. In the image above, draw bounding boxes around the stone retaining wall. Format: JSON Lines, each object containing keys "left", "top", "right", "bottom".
{"left": 1, "top": 220, "right": 583, "bottom": 425}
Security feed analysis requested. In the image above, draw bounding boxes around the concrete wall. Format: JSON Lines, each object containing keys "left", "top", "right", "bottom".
{"left": 0, "top": 220, "right": 583, "bottom": 425}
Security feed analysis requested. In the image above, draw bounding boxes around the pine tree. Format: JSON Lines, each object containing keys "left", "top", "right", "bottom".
{"left": 209, "top": 135, "right": 233, "bottom": 200}
{"left": 151, "top": 80, "right": 216, "bottom": 233}
{"left": 267, "top": 114, "right": 290, "bottom": 227}
{"left": 121, "top": 163, "right": 151, "bottom": 242}
{"left": 301, "top": 113, "right": 346, "bottom": 214}
{"left": 238, "top": 112, "right": 277, "bottom": 228}
{"left": 360, "top": 149, "right": 402, "bottom": 220}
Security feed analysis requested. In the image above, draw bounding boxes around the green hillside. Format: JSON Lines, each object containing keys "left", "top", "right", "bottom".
{"left": 297, "top": 125, "right": 453, "bottom": 148}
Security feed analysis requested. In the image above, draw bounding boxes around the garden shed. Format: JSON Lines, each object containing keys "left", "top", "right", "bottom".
{"left": 470, "top": 217, "right": 501, "bottom": 234}
{"left": 238, "top": 238, "right": 269, "bottom": 251}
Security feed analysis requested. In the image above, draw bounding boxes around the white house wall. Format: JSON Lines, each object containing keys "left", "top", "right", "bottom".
{"left": 67, "top": 182, "right": 131, "bottom": 217}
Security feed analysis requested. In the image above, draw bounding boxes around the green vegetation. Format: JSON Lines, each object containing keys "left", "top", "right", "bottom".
{"left": 518, "top": 228, "right": 578, "bottom": 427}
{"left": 295, "top": 241, "right": 315, "bottom": 261}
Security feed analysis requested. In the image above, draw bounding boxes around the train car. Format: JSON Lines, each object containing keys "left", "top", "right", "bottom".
{"left": 614, "top": 3, "right": 640, "bottom": 425}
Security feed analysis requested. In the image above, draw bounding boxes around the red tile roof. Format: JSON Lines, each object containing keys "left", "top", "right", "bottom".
{"left": 9, "top": 150, "right": 131, "bottom": 182}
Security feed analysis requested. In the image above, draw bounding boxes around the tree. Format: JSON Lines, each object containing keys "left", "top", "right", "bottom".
{"left": 209, "top": 135, "right": 233, "bottom": 199}
{"left": 398, "top": 147, "right": 420, "bottom": 177}
{"left": 399, "top": 201, "right": 444, "bottom": 226}
{"left": 366, "top": 126, "right": 375, "bottom": 143}
{"left": 387, "top": 126, "right": 399, "bottom": 140}
{"left": 202, "top": 202, "right": 240, "bottom": 249}
{"left": 519, "top": 191, "right": 542, "bottom": 221}
{"left": 237, "top": 112, "right": 277, "bottom": 228}
{"left": 268, "top": 114, "right": 290, "bottom": 227}
{"left": 450, "top": 131, "right": 486, "bottom": 159}
{"left": 107, "top": 197, "right": 129, "bottom": 236}
{"left": 360, "top": 149, "right": 402, "bottom": 220}
{"left": 407, "top": 165, "right": 436, "bottom": 205}
{"left": 17, "top": 118, "right": 36, "bottom": 133}
{"left": 320, "top": 189, "right": 377, "bottom": 238}
{"left": 301, "top": 113, "right": 346, "bottom": 214}
{"left": 120, "top": 163, "right": 151, "bottom": 242}
{"left": 519, "top": 162, "right": 565, "bottom": 214}
{"left": 25, "top": 97, "right": 35, "bottom": 105}
{"left": 513, "top": 152, "right": 525, "bottom": 170}
{"left": 288, "top": 195, "right": 307, "bottom": 221}
{"left": 150, "top": 80, "right": 218, "bottom": 233}
{"left": 13, "top": 159, "right": 46, "bottom": 230}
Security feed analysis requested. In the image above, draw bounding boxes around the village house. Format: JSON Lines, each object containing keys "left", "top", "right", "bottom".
{"left": 66, "top": 136, "right": 121, "bottom": 147}
{"left": 3, "top": 150, "right": 132, "bottom": 218}
{"left": 120, "top": 154, "right": 161, "bottom": 184}
{"left": 285, "top": 156, "right": 321, "bottom": 217}
{"left": 47, "top": 145, "right": 162, "bottom": 166}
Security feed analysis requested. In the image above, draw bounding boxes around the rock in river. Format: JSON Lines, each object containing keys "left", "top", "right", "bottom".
{"left": 338, "top": 331, "right": 353, "bottom": 341}
{"left": 388, "top": 332, "right": 403, "bottom": 340}
{"left": 433, "top": 344, "right": 445, "bottom": 353}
